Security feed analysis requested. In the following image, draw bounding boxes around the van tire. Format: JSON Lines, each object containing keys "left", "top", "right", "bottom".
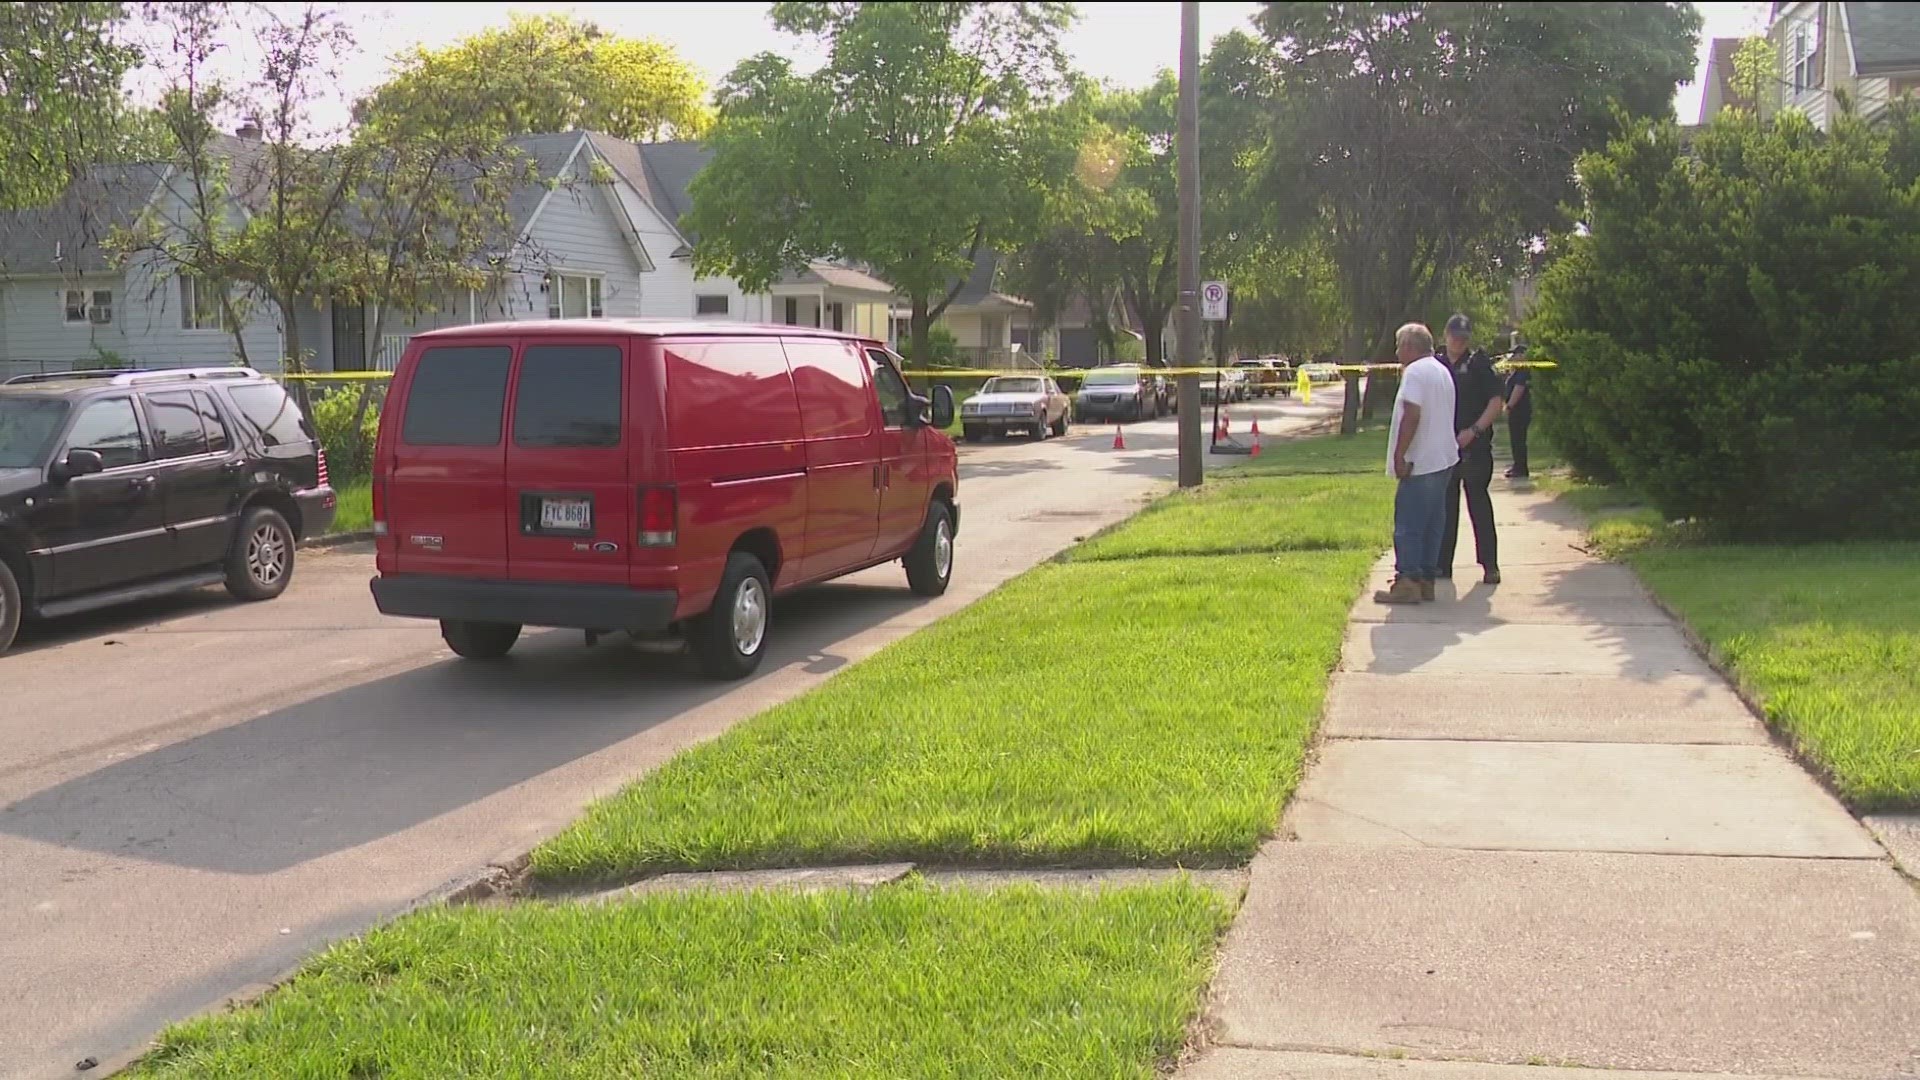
{"left": 692, "top": 553, "right": 771, "bottom": 680}
{"left": 441, "top": 620, "right": 521, "bottom": 659}
{"left": 225, "top": 506, "right": 295, "bottom": 602}
{"left": 905, "top": 501, "right": 954, "bottom": 598}
{"left": 0, "top": 559, "right": 21, "bottom": 656}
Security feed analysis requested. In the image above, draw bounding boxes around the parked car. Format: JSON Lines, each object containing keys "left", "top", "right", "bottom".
{"left": 959, "top": 375, "right": 1071, "bottom": 442}
{"left": 1074, "top": 367, "right": 1159, "bottom": 422}
{"left": 0, "top": 367, "right": 335, "bottom": 655}
{"left": 1302, "top": 361, "right": 1341, "bottom": 384}
{"left": 1233, "top": 358, "right": 1284, "bottom": 399}
{"left": 368, "top": 321, "right": 960, "bottom": 680}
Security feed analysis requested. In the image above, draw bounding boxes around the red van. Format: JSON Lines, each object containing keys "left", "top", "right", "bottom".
{"left": 368, "top": 321, "right": 959, "bottom": 679}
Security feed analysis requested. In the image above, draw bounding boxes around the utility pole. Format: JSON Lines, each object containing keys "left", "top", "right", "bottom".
{"left": 1174, "top": 0, "right": 1203, "bottom": 488}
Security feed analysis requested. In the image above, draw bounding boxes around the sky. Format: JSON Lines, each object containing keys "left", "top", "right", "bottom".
{"left": 134, "top": 2, "right": 1774, "bottom": 135}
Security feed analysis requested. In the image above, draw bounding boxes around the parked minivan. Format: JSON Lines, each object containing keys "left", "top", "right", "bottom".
{"left": 368, "top": 321, "right": 960, "bottom": 679}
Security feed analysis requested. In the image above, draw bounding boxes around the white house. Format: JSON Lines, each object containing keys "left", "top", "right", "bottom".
{"left": 1763, "top": 2, "right": 1920, "bottom": 130}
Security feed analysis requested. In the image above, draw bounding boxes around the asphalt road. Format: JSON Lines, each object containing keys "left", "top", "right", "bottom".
{"left": 0, "top": 388, "right": 1342, "bottom": 1079}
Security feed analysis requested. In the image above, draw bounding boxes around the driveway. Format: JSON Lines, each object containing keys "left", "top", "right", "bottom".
{"left": 0, "top": 388, "right": 1342, "bottom": 1079}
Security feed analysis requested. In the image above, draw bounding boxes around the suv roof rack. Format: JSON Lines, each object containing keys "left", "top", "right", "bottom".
{"left": 4, "top": 369, "right": 143, "bottom": 385}
{"left": 3, "top": 367, "right": 264, "bottom": 388}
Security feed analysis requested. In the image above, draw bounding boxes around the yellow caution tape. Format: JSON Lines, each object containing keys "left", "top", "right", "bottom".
{"left": 277, "top": 362, "right": 1557, "bottom": 384}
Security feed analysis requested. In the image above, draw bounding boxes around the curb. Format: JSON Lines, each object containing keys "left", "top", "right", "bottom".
{"left": 302, "top": 530, "right": 373, "bottom": 549}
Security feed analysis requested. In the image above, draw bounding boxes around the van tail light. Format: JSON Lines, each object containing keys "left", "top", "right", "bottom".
{"left": 638, "top": 485, "right": 678, "bottom": 547}
{"left": 372, "top": 477, "right": 388, "bottom": 538}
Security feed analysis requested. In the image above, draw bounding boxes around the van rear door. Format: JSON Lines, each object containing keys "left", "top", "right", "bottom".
{"left": 384, "top": 342, "right": 514, "bottom": 578}
{"left": 503, "top": 337, "right": 631, "bottom": 586}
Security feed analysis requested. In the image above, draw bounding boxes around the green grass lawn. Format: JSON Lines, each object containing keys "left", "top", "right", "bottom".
{"left": 328, "top": 477, "right": 371, "bottom": 535}
{"left": 534, "top": 423, "right": 1392, "bottom": 886}
{"left": 133, "top": 880, "right": 1232, "bottom": 1080}
{"left": 1547, "top": 481, "right": 1920, "bottom": 810}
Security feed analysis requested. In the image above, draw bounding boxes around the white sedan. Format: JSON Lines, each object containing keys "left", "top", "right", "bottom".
{"left": 960, "top": 376, "right": 1072, "bottom": 441}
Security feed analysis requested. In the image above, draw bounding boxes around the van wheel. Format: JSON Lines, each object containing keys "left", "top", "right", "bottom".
{"left": 225, "top": 506, "right": 295, "bottom": 602}
{"left": 0, "top": 560, "right": 21, "bottom": 656}
{"left": 441, "top": 620, "right": 521, "bottom": 659}
{"left": 692, "top": 552, "right": 771, "bottom": 680}
{"left": 905, "top": 501, "right": 954, "bottom": 598}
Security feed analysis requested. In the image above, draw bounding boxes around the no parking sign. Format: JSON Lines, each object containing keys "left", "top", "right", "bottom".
{"left": 1201, "top": 281, "right": 1228, "bottom": 321}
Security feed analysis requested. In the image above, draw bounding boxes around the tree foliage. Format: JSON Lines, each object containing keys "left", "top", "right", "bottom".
{"left": 1255, "top": 1, "right": 1700, "bottom": 375}
{"left": 686, "top": 2, "right": 1079, "bottom": 364}
{"left": 0, "top": 2, "right": 146, "bottom": 210}
{"left": 359, "top": 13, "right": 712, "bottom": 144}
{"left": 1527, "top": 108, "right": 1920, "bottom": 537}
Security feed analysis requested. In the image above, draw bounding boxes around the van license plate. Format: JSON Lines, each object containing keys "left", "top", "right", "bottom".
{"left": 539, "top": 497, "right": 592, "bottom": 532}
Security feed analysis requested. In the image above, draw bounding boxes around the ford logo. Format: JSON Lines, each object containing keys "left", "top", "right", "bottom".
{"left": 592, "top": 541, "right": 619, "bottom": 554}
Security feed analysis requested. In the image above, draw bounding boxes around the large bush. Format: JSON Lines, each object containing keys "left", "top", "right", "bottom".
{"left": 308, "top": 385, "right": 382, "bottom": 482}
{"left": 1528, "top": 108, "right": 1920, "bottom": 536}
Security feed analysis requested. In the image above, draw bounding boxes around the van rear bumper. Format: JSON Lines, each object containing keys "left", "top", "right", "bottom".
{"left": 370, "top": 574, "right": 678, "bottom": 633}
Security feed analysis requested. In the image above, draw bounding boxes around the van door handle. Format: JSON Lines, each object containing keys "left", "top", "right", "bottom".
{"left": 873, "top": 465, "right": 881, "bottom": 490}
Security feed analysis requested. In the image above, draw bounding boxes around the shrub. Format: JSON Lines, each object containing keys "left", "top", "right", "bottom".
{"left": 308, "top": 385, "right": 382, "bottom": 482}
{"left": 904, "top": 323, "right": 960, "bottom": 367}
{"left": 1527, "top": 107, "right": 1920, "bottom": 537}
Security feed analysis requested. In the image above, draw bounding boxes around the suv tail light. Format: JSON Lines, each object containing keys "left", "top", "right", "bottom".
{"left": 638, "top": 485, "right": 677, "bottom": 547}
{"left": 316, "top": 446, "right": 331, "bottom": 487}
{"left": 372, "top": 477, "right": 388, "bottom": 538}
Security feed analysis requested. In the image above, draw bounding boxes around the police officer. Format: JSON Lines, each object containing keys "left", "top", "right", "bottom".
{"left": 1504, "top": 344, "right": 1533, "bottom": 479}
{"left": 1438, "top": 313, "right": 1502, "bottom": 584}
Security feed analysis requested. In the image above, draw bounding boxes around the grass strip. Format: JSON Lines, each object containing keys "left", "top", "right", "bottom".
{"left": 134, "top": 880, "right": 1232, "bottom": 1080}
{"left": 1070, "top": 474, "right": 1392, "bottom": 562}
{"left": 1548, "top": 480, "right": 1920, "bottom": 809}
{"left": 328, "top": 477, "right": 371, "bottom": 535}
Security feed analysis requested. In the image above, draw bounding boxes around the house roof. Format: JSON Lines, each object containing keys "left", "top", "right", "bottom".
{"left": 774, "top": 261, "right": 897, "bottom": 296}
{"left": 503, "top": 131, "right": 592, "bottom": 239}
{"left": 634, "top": 140, "right": 712, "bottom": 235}
{"left": 1700, "top": 37, "right": 1744, "bottom": 121}
{"left": 0, "top": 163, "right": 170, "bottom": 276}
{"left": 1846, "top": 2, "right": 1920, "bottom": 76}
{"left": 942, "top": 249, "right": 1033, "bottom": 312}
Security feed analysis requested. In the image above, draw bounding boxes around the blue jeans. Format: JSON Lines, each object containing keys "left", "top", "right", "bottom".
{"left": 1394, "top": 468, "right": 1451, "bottom": 581}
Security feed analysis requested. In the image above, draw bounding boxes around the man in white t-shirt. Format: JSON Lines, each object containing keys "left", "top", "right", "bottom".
{"left": 1375, "top": 322, "right": 1459, "bottom": 604}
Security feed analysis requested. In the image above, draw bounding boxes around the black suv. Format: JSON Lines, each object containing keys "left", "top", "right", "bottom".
{"left": 0, "top": 368, "right": 335, "bottom": 653}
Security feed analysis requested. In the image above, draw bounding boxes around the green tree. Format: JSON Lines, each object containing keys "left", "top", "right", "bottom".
{"left": 686, "top": 2, "right": 1079, "bottom": 365}
{"left": 359, "top": 13, "right": 711, "bottom": 142}
{"left": 0, "top": 2, "right": 145, "bottom": 210}
{"left": 1255, "top": 2, "right": 1699, "bottom": 410}
{"left": 1527, "top": 108, "right": 1920, "bottom": 537}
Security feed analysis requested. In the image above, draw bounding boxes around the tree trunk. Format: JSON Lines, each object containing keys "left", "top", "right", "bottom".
{"left": 278, "top": 293, "right": 314, "bottom": 415}
{"left": 909, "top": 294, "right": 931, "bottom": 370}
{"left": 1141, "top": 310, "right": 1167, "bottom": 366}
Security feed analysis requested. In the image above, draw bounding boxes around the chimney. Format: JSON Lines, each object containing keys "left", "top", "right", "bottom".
{"left": 236, "top": 118, "right": 262, "bottom": 141}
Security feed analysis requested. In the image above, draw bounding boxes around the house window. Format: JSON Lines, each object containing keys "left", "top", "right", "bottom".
{"left": 180, "top": 276, "right": 226, "bottom": 330}
{"left": 91, "top": 290, "right": 113, "bottom": 325}
{"left": 64, "top": 290, "right": 87, "bottom": 325}
{"left": 695, "top": 294, "right": 729, "bottom": 316}
{"left": 1792, "top": 24, "right": 1817, "bottom": 93}
{"left": 546, "top": 273, "right": 604, "bottom": 319}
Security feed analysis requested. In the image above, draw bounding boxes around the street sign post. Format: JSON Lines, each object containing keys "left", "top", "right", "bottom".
{"left": 1201, "top": 280, "right": 1228, "bottom": 322}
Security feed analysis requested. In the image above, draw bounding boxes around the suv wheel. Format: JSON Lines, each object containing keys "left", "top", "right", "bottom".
{"left": 692, "top": 552, "right": 772, "bottom": 680}
{"left": 441, "top": 620, "right": 521, "bottom": 659}
{"left": 904, "top": 501, "right": 954, "bottom": 598}
{"left": 0, "top": 560, "right": 20, "bottom": 655}
{"left": 225, "top": 506, "right": 295, "bottom": 602}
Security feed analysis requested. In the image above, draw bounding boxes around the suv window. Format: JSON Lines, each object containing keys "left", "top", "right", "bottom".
{"left": 401, "top": 346, "right": 512, "bottom": 447}
{"left": 147, "top": 390, "right": 210, "bottom": 459}
{"left": 866, "top": 350, "right": 911, "bottom": 429}
{"left": 66, "top": 397, "right": 148, "bottom": 469}
{"left": 513, "top": 344, "right": 623, "bottom": 448}
{"left": 194, "top": 390, "right": 232, "bottom": 454}
{"left": 228, "top": 382, "right": 315, "bottom": 448}
{"left": 0, "top": 398, "right": 70, "bottom": 468}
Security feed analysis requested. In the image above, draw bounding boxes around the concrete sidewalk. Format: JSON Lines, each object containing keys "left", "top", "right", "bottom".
{"left": 1184, "top": 487, "right": 1920, "bottom": 1080}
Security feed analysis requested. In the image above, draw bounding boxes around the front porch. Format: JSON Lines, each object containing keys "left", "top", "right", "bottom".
{"left": 771, "top": 263, "right": 897, "bottom": 345}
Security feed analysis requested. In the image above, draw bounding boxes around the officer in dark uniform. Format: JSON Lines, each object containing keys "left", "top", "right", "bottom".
{"left": 1438, "top": 313, "right": 1502, "bottom": 584}
{"left": 1504, "top": 345, "right": 1533, "bottom": 479}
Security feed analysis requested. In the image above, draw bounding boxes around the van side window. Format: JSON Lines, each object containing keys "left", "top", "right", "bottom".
{"left": 784, "top": 340, "right": 872, "bottom": 440}
{"left": 513, "top": 344, "right": 623, "bottom": 448}
{"left": 865, "top": 349, "right": 911, "bottom": 428}
{"left": 400, "top": 346, "right": 512, "bottom": 447}
{"left": 663, "top": 340, "right": 801, "bottom": 448}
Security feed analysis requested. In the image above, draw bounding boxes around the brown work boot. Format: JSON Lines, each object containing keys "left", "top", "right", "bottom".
{"left": 1373, "top": 576, "right": 1424, "bottom": 604}
{"left": 1420, "top": 579, "right": 1436, "bottom": 602}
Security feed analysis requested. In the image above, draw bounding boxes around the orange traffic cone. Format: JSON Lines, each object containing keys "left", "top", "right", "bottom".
{"left": 1112, "top": 425, "right": 1126, "bottom": 451}
{"left": 1250, "top": 419, "right": 1263, "bottom": 457}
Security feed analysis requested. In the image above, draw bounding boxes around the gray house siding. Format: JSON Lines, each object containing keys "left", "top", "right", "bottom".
{"left": 119, "top": 250, "right": 284, "bottom": 370}
{"left": 0, "top": 273, "right": 128, "bottom": 374}
{"left": 515, "top": 176, "right": 649, "bottom": 320}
